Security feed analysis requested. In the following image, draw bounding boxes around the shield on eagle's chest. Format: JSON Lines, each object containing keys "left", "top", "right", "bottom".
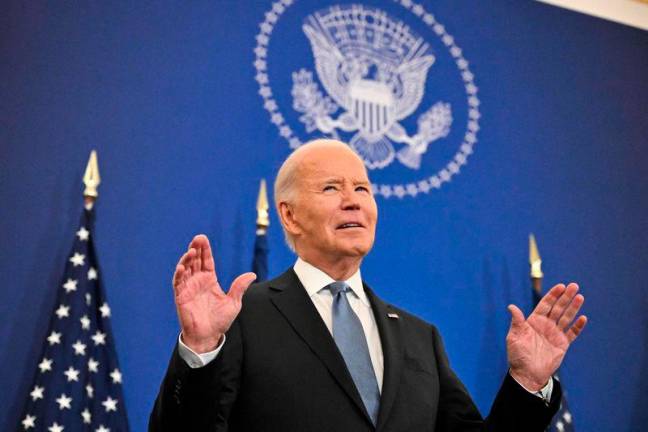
{"left": 348, "top": 79, "right": 394, "bottom": 140}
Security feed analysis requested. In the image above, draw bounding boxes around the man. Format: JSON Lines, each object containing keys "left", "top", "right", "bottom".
{"left": 150, "top": 139, "right": 587, "bottom": 431}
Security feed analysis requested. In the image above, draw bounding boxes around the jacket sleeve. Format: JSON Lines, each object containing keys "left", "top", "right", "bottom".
{"left": 148, "top": 320, "right": 243, "bottom": 432}
{"left": 431, "top": 325, "right": 562, "bottom": 432}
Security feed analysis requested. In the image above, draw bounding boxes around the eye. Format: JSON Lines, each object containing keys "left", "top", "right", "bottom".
{"left": 355, "top": 185, "right": 370, "bottom": 193}
{"left": 323, "top": 185, "right": 338, "bottom": 192}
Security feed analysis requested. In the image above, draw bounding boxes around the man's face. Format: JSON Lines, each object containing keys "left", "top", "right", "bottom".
{"left": 288, "top": 145, "right": 378, "bottom": 264}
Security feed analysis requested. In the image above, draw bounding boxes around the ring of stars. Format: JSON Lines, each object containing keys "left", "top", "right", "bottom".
{"left": 252, "top": 0, "right": 481, "bottom": 199}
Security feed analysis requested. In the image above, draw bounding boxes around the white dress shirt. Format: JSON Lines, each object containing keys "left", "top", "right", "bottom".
{"left": 177, "top": 258, "right": 551, "bottom": 400}
{"left": 291, "top": 258, "right": 384, "bottom": 391}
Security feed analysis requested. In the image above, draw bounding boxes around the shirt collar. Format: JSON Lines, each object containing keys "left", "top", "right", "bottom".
{"left": 293, "top": 257, "right": 369, "bottom": 306}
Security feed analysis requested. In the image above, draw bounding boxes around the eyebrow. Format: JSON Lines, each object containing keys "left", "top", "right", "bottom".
{"left": 319, "top": 177, "right": 370, "bottom": 186}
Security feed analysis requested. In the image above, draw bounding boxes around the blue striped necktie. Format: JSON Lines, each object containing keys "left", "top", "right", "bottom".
{"left": 327, "top": 281, "right": 380, "bottom": 425}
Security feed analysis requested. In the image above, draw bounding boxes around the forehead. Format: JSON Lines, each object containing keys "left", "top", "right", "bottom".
{"left": 297, "top": 146, "right": 370, "bottom": 183}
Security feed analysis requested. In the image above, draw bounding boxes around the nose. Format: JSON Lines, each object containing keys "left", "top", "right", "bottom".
{"left": 340, "top": 186, "right": 361, "bottom": 210}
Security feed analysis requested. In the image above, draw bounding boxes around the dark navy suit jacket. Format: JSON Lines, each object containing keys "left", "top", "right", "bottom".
{"left": 150, "top": 269, "right": 560, "bottom": 431}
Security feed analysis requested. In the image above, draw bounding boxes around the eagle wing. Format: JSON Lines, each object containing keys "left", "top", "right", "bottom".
{"left": 392, "top": 55, "right": 435, "bottom": 120}
{"left": 302, "top": 24, "right": 349, "bottom": 109}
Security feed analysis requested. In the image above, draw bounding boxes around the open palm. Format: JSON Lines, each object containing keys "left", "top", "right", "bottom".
{"left": 173, "top": 235, "right": 256, "bottom": 353}
{"left": 506, "top": 283, "right": 587, "bottom": 391}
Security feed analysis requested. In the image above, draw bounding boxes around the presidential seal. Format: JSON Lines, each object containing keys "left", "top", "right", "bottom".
{"left": 254, "top": 0, "right": 480, "bottom": 199}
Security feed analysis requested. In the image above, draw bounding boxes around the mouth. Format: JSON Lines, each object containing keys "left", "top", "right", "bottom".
{"left": 336, "top": 222, "right": 364, "bottom": 230}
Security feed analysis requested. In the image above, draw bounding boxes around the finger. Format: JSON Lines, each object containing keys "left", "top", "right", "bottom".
{"left": 179, "top": 264, "right": 192, "bottom": 289}
{"left": 195, "top": 245, "right": 203, "bottom": 273}
{"left": 187, "top": 245, "right": 200, "bottom": 274}
{"left": 557, "top": 294, "right": 585, "bottom": 330}
{"left": 197, "top": 235, "right": 217, "bottom": 275}
{"left": 548, "top": 283, "right": 579, "bottom": 322}
{"left": 507, "top": 304, "right": 526, "bottom": 331}
{"left": 172, "top": 264, "right": 185, "bottom": 293}
{"left": 180, "top": 249, "right": 196, "bottom": 276}
{"left": 192, "top": 234, "right": 216, "bottom": 272}
{"left": 190, "top": 233, "right": 209, "bottom": 249}
{"left": 566, "top": 315, "right": 588, "bottom": 343}
{"left": 189, "top": 234, "right": 216, "bottom": 275}
{"left": 174, "top": 248, "right": 195, "bottom": 286}
{"left": 532, "top": 284, "right": 566, "bottom": 316}
{"left": 228, "top": 272, "right": 257, "bottom": 303}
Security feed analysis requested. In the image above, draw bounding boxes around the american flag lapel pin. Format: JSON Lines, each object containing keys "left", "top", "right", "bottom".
{"left": 387, "top": 313, "right": 399, "bottom": 319}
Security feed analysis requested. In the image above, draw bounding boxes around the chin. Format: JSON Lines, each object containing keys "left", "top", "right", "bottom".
{"left": 337, "top": 242, "right": 372, "bottom": 258}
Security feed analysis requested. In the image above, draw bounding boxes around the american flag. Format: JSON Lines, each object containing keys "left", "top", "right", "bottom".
{"left": 548, "top": 374, "right": 575, "bottom": 432}
{"left": 18, "top": 208, "right": 129, "bottom": 431}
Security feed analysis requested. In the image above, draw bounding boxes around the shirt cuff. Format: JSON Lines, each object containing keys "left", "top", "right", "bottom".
{"left": 510, "top": 373, "right": 554, "bottom": 404}
{"left": 177, "top": 333, "right": 226, "bottom": 368}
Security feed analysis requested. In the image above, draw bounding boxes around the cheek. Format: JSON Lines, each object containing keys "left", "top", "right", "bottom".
{"left": 367, "top": 201, "right": 378, "bottom": 223}
{"left": 307, "top": 212, "right": 334, "bottom": 238}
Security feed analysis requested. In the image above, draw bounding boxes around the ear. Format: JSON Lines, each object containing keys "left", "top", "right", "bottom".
{"left": 278, "top": 201, "right": 302, "bottom": 237}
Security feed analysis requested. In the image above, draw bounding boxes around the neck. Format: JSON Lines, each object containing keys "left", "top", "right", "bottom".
{"left": 298, "top": 254, "right": 363, "bottom": 281}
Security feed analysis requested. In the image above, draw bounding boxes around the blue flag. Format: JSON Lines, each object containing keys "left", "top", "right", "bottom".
{"left": 18, "top": 208, "right": 130, "bottom": 431}
{"left": 548, "top": 390, "right": 575, "bottom": 432}
{"left": 251, "top": 229, "right": 269, "bottom": 283}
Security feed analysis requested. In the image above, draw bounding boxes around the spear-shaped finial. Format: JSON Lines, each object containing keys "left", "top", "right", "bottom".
{"left": 529, "top": 233, "right": 544, "bottom": 294}
{"left": 256, "top": 179, "right": 270, "bottom": 233}
{"left": 83, "top": 150, "right": 101, "bottom": 209}
{"left": 529, "top": 234, "right": 543, "bottom": 278}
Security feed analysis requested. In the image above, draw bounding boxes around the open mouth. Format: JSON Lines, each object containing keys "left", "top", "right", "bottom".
{"left": 336, "top": 222, "right": 364, "bottom": 229}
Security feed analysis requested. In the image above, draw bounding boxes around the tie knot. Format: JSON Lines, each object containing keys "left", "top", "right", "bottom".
{"left": 327, "top": 281, "right": 350, "bottom": 296}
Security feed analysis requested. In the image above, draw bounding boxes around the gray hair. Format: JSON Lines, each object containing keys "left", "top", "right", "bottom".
{"left": 273, "top": 151, "right": 300, "bottom": 252}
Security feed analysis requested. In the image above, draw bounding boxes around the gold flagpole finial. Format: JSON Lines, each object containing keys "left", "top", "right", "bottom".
{"left": 529, "top": 233, "right": 544, "bottom": 279}
{"left": 83, "top": 150, "right": 101, "bottom": 209}
{"left": 256, "top": 179, "right": 270, "bottom": 233}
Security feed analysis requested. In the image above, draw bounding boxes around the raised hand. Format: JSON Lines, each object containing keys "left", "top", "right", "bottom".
{"left": 173, "top": 234, "right": 256, "bottom": 353}
{"left": 506, "top": 283, "right": 587, "bottom": 391}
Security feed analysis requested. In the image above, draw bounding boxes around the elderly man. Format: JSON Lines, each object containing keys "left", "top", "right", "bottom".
{"left": 150, "top": 139, "right": 587, "bottom": 431}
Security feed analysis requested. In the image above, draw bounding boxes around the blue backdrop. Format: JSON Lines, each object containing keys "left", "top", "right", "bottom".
{"left": 2, "top": 1, "right": 647, "bottom": 431}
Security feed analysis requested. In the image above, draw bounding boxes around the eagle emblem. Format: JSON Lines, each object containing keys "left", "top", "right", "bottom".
{"left": 291, "top": 4, "right": 453, "bottom": 170}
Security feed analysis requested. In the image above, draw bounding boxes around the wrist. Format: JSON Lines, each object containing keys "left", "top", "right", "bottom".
{"left": 509, "top": 368, "right": 549, "bottom": 392}
{"left": 181, "top": 332, "right": 223, "bottom": 354}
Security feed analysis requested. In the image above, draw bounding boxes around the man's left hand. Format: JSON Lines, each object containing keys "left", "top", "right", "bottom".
{"left": 506, "top": 283, "right": 587, "bottom": 391}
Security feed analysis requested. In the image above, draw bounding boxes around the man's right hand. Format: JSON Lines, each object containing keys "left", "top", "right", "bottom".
{"left": 173, "top": 234, "right": 256, "bottom": 353}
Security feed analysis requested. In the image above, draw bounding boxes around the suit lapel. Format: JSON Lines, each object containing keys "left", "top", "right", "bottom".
{"left": 364, "top": 284, "right": 404, "bottom": 432}
{"left": 269, "top": 269, "right": 373, "bottom": 426}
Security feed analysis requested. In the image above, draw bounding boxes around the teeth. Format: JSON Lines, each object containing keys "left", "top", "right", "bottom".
{"left": 340, "top": 223, "right": 360, "bottom": 228}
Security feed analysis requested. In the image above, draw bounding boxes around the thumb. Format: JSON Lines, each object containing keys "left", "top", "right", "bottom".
{"left": 507, "top": 304, "right": 526, "bottom": 331}
{"left": 228, "top": 272, "right": 257, "bottom": 302}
